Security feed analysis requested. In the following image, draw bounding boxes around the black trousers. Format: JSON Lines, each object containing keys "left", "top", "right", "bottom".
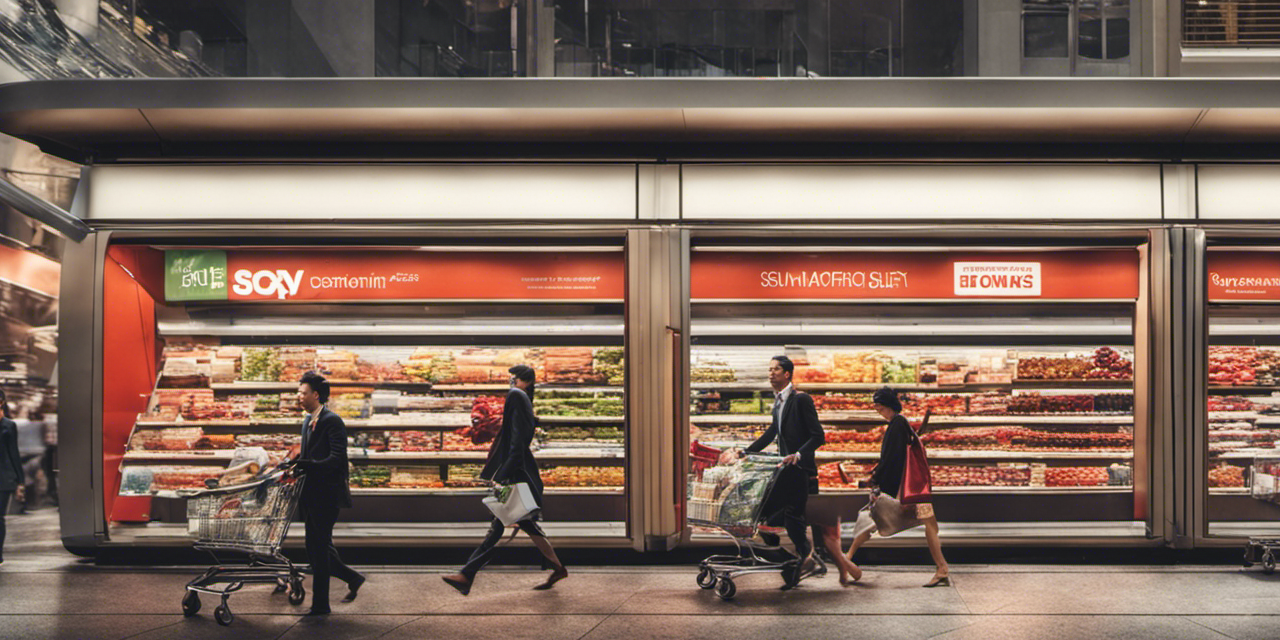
{"left": 461, "top": 517, "right": 546, "bottom": 580}
{"left": 760, "top": 466, "right": 813, "bottom": 562}
{"left": 0, "top": 491, "right": 9, "bottom": 558}
{"left": 41, "top": 447, "right": 56, "bottom": 506}
{"left": 303, "top": 504, "right": 362, "bottom": 609}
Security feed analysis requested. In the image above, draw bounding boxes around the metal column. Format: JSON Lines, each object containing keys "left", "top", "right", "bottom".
{"left": 625, "top": 227, "right": 689, "bottom": 552}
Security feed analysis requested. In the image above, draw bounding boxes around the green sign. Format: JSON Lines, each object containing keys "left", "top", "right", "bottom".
{"left": 165, "top": 250, "right": 229, "bottom": 302}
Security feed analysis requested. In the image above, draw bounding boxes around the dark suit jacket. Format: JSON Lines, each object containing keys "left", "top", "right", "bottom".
{"left": 481, "top": 388, "right": 543, "bottom": 504}
{"left": 870, "top": 414, "right": 913, "bottom": 499}
{"left": 746, "top": 389, "right": 826, "bottom": 479}
{"left": 0, "top": 418, "right": 23, "bottom": 492}
{"left": 296, "top": 407, "right": 353, "bottom": 510}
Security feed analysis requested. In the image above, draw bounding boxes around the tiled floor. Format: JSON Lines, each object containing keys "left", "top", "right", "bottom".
{"left": 3, "top": 510, "right": 1279, "bottom": 639}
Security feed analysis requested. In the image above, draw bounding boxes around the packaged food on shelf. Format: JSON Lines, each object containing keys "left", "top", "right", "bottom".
{"left": 690, "top": 424, "right": 766, "bottom": 445}
{"left": 1208, "top": 395, "right": 1259, "bottom": 413}
{"left": 277, "top": 347, "right": 318, "bottom": 381}
{"left": 972, "top": 350, "right": 1016, "bottom": 384}
{"left": 931, "top": 464, "right": 1031, "bottom": 487}
{"left": 881, "top": 356, "right": 918, "bottom": 384}
{"left": 593, "top": 347, "right": 625, "bottom": 385}
{"left": 1044, "top": 466, "right": 1109, "bottom": 487}
{"left": 692, "top": 391, "right": 727, "bottom": 414}
{"left": 446, "top": 464, "right": 487, "bottom": 487}
{"left": 1085, "top": 347, "right": 1133, "bottom": 380}
{"left": 901, "top": 393, "right": 967, "bottom": 415}
{"left": 825, "top": 426, "right": 886, "bottom": 448}
{"left": 192, "top": 433, "right": 236, "bottom": 450}
{"left": 539, "top": 426, "right": 624, "bottom": 444}
{"left": 1093, "top": 393, "right": 1134, "bottom": 413}
{"left": 240, "top": 347, "right": 284, "bottom": 382}
{"left": 328, "top": 392, "right": 370, "bottom": 419}
{"left": 150, "top": 466, "right": 226, "bottom": 492}
{"left": 967, "top": 393, "right": 1009, "bottom": 415}
{"left": 833, "top": 352, "right": 881, "bottom": 383}
{"left": 933, "top": 353, "right": 974, "bottom": 386}
{"left": 812, "top": 393, "right": 874, "bottom": 412}
{"left": 119, "top": 467, "right": 155, "bottom": 495}
{"left": 541, "top": 466, "right": 624, "bottom": 487}
{"left": 1016, "top": 353, "right": 1092, "bottom": 380}
{"left": 543, "top": 347, "right": 605, "bottom": 384}
{"left": 129, "top": 427, "right": 203, "bottom": 451}
{"left": 389, "top": 465, "right": 443, "bottom": 488}
{"left": 691, "top": 358, "right": 737, "bottom": 383}
{"left": 1107, "top": 463, "right": 1133, "bottom": 486}
{"left": 1256, "top": 348, "right": 1280, "bottom": 386}
{"left": 795, "top": 353, "right": 833, "bottom": 383}
{"left": 442, "top": 430, "right": 491, "bottom": 451}
{"left": 535, "top": 392, "right": 624, "bottom": 417}
{"left": 463, "top": 395, "right": 505, "bottom": 444}
{"left": 234, "top": 433, "right": 300, "bottom": 454}
{"left": 397, "top": 394, "right": 473, "bottom": 412}
{"left": 729, "top": 397, "right": 767, "bottom": 414}
{"left": 1008, "top": 392, "right": 1094, "bottom": 414}
{"left": 1209, "top": 346, "right": 1258, "bottom": 386}
{"left": 316, "top": 349, "right": 360, "bottom": 381}
{"left": 350, "top": 465, "right": 392, "bottom": 488}
{"left": 1209, "top": 463, "right": 1246, "bottom": 488}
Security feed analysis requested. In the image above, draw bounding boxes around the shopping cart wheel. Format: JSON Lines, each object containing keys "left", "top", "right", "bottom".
{"left": 697, "top": 568, "right": 718, "bottom": 589}
{"left": 181, "top": 590, "right": 200, "bottom": 617}
{"left": 214, "top": 604, "right": 234, "bottom": 626}
{"left": 715, "top": 577, "right": 737, "bottom": 600}
{"left": 288, "top": 581, "right": 306, "bottom": 606}
{"left": 1263, "top": 550, "right": 1276, "bottom": 575}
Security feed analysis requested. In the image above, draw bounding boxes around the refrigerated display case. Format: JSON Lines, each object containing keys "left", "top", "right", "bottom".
{"left": 687, "top": 245, "right": 1151, "bottom": 541}
{"left": 102, "top": 243, "right": 629, "bottom": 543}
{"left": 1204, "top": 249, "right": 1280, "bottom": 538}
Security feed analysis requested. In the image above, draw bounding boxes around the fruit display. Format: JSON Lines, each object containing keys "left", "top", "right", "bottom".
{"left": 921, "top": 427, "right": 1131, "bottom": 451}
{"left": 901, "top": 393, "right": 968, "bottom": 415}
{"left": 1085, "top": 347, "right": 1134, "bottom": 380}
{"left": 1094, "top": 393, "right": 1135, "bottom": 413}
{"left": 1209, "top": 395, "right": 1259, "bottom": 412}
{"left": 350, "top": 465, "right": 393, "bottom": 488}
{"left": 1209, "top": 346, "right": 1258, "bottom": 386}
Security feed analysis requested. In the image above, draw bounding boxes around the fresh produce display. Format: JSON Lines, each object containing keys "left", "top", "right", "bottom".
{"left": 1209, "top": 395, "right": 1259, "bottom": 412}
{"left": 1256, "top": 348, "right": 1280, "bottom": 386}
{"left": 921, "top": 427, "right": 1131, "bottom": 451}
{"left": 1008, "top": 393, "right": 1093, "bottom": 414}
{"left": 1085, "top": 347, "right": 1134, "bottom": 380}
{"left": 881, "top": 358, "right": 918, "bottom": 385}
{"left": 118, "top": 340, "right": 627, "bottom": 500}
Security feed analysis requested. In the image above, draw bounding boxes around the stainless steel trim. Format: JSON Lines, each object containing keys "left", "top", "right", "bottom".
{"left": 1188, "top": 228, "right": 1210, "bottom": 547}
{"left": 0, "top": 174, "right": 90, "bottom": 242}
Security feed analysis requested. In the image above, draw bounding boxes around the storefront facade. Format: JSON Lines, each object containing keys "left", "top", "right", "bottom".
{"left": 3, "top": 78, "right": 1279, "bottom": 555}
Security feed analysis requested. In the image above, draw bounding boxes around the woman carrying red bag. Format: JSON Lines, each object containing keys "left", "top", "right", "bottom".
{"left": 844, "top": 387, "right": 951, "bottom": 588}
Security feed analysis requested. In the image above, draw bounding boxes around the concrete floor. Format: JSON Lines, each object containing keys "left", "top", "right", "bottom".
{"left": 3, "top": 510, "right": 1280, "bottom": 640}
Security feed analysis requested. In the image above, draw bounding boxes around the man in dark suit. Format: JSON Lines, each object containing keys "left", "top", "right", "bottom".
{"left": 742, "top": 355, "right": 826, "bottom": 587}
{"left": 292, "top": 371, "right": 365, "bottom": 615}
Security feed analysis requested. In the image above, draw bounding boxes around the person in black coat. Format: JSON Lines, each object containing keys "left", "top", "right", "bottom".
{"left": 739, "top": 355, "right": 826, "bottom": 587}
{"left": 844, "top": 386, "right": 951, "bottom": 587}
{"left": 291, "top": 371, "right": 366, "bottom": 615}
{"left": 443, "top": 365, "right": 567, "bottom": 595}
{"left": 0, "top": 389, "right": 24, "bottom": 564}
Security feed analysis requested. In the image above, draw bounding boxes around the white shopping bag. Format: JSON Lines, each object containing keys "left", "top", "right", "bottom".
{"left": 483, "top": 482, "right": 540, "bottom": 526}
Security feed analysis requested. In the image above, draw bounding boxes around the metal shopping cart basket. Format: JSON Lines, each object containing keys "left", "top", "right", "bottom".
{"left": 181, "top": 468, "right": 306, "bottom": 626}
{"left": 688, "top": 453, "right": 793, "bottom": 600}
{"left": 1244, "top": 456, "right": 1280, "bottom": 574}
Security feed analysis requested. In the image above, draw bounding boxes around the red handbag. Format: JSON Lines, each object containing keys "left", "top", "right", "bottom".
{"left": 900, "top": 411, "right": 932, "bottom": 505}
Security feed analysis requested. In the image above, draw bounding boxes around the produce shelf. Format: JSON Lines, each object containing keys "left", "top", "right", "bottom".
{"left": 348, "top": 487, "right": 624, "bottom": 496}
{"left": 1211, "top": 450, "right": 1280, "bottom": 460}
{"left": 1209, "top": 386, "right": 1280, "bottom": 393}
{"left": 122, "top": 451, "right": 236, "bottom": 462}
{"left": 348, "top": 449, "right": 625, "bottom": 461}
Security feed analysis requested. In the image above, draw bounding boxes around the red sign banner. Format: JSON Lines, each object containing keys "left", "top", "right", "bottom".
{"left": 691, "top": 250, "right": 1139, "bottom": 300}
{"left": 169, "top": 250, "right": 625, "bottom": 302}
{"left": 1208, "top": 251, "right": 1280, "bottom": 301}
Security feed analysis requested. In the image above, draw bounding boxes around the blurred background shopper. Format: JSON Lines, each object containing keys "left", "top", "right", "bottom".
{"left": 0, "top": 389, "right": 24, "bottom": 563}
{"left": 443, "top": 365, "right": 566, "bottom": 595}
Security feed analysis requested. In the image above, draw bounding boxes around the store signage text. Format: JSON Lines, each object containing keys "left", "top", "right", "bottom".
{"left": 691, "top": 250, "right": 1137, "bottom": 300}
{"left": 954, "top": 262, "right": 1042, "bottom": 296}
{"left": 759, "top": 270, "right": 908, "bottom": 290}
{"left": 164, "top": 249, "right": 624, "bottom": 302}
{"left": 1207, "top": 252, "right": 1280, "bottom": 301}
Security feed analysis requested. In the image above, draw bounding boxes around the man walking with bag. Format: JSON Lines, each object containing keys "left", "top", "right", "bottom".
{"left": 740, "top": 355, "right": 826, "bottom": 588}
{"left": 292, "top": 371, "right": 366, "bottom": 615}
{"left": 443, "top": 365, "right": 567, "bottom": 595}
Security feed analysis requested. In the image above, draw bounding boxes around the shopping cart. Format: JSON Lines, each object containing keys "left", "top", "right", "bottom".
{"left": 688, "top": 453, "right": 793, "bottom": 600}
{"left": 181, "top": 468, "right": 306, "bottom": 626}
{"left": 1243, "top": 456, "right": 1280, "bottom": 574}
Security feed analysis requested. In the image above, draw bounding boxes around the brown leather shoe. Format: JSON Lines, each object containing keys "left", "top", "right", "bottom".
{"left": 442, "top": 573, "right": 472, "bottom": 596}
{"left": 533, "top": 564, "right": 568, "bottom": 590}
